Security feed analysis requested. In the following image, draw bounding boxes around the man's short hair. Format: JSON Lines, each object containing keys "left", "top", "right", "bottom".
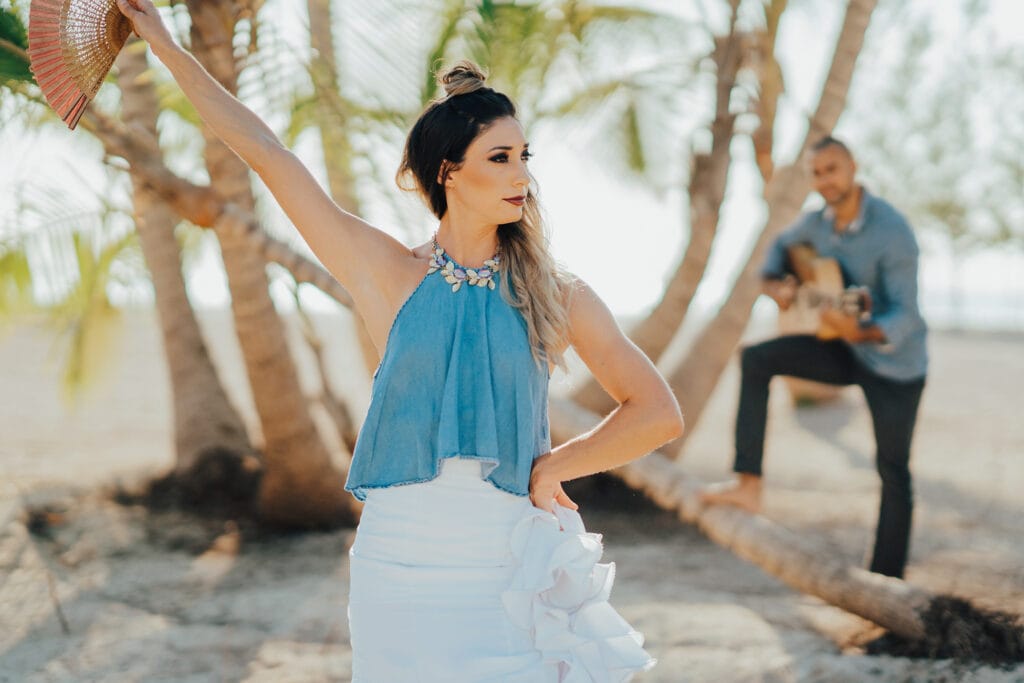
{"left": 811, "top": 135, "right": 853, "bottom": 158}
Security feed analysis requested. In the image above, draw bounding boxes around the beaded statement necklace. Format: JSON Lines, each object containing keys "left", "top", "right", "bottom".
{"left": 427, "top": 235, "right": 501, "bottom": 292}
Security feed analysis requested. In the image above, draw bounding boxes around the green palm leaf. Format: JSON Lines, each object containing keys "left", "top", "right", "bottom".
{"left": 0, "top": 239, "right": 34, "bottom": 317}
{"left": 418, "top": 1, "right": 698, "bottom": 181}
{"left": 0, "top": 171, "right": 146, "bottom": 397}
{"left": 420, "top": 0, "right": 466, "bottom": 105}
{"left": 52, "top": 228, "right": 136, "bottom": 399}
{"left": 0, "top": 5, "right": 33, "bottom": 85}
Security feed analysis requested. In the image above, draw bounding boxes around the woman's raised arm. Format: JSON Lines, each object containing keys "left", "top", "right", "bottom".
{"left": 114, "top": 0, "right": 412, "bottom": 309}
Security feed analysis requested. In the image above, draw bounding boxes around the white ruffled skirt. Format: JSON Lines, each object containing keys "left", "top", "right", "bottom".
{"left": 347, "top": 457, "right": 655, "bottom": 682}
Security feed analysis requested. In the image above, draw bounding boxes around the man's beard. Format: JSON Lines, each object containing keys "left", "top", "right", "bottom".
{"left": 825, "top": 184, "right": 855, "bottom": 206}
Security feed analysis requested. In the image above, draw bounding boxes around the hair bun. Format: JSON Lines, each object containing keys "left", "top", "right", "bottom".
{"left": 439, "top": 60, "right": 488, "bottom": 98}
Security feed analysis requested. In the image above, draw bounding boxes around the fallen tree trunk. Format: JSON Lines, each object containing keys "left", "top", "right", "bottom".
{"left": 554, "top": 395, "right": 1024, "bottom": 663}
{"left": 550, "top": 396, "right": 989, "bottom": 647}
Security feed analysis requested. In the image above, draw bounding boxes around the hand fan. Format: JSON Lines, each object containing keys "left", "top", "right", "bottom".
{"left": 27, "top": 0, "right": 132, "bottom": 129}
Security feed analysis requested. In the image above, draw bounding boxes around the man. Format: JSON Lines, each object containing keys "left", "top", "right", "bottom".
{"left": 701, "top": 136, "right": 928, "bottom": 579}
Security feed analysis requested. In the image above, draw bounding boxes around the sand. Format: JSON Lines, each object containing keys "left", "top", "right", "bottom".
{"left": 1, "top": 309, "right": 1022, "bottom": 682}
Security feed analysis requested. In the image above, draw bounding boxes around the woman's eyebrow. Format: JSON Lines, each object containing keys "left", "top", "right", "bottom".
{"left": 487, "top": 143, "right": 530, "bottom": 152}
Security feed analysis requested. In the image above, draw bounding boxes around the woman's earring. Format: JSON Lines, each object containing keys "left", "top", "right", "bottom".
{"left": 438, "top": 161, "right": 457, "bottom": 187}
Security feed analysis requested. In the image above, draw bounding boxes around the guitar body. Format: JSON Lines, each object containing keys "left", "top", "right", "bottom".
{"left": 778, "top": 257, "right": 847, "bottom": 339}
{"left": 776, "top": 244, "right": 871, "bottom": 404}
{"left": 778, "top": 243, "right": 870, "bottom": 340}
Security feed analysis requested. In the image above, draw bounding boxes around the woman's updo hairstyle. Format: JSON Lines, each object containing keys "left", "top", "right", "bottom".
{"left": 440, "top": 62, "right": 488, "bottom": 97}
{"left": 397, "top": 61, "right": 573, "bottom": 369}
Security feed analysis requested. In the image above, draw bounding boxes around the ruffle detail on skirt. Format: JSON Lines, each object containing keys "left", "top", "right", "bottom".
{"left": 501, "top": 504, "right": 656, "bottom": 682}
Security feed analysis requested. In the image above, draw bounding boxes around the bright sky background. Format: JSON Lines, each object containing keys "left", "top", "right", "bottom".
{"left": 2, "top": 0, "right": 1022, "bottom": 329}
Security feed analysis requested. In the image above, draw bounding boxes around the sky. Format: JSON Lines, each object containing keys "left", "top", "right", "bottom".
{"left": 1, "top": 0, "right": 1023, "bottom": 330}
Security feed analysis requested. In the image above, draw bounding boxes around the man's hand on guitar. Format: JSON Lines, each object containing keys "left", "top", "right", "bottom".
{"left": 764, "top": 276, "right": 798, "bottom": 311}
{"left": 819, "top": 307, "right": 861, "bottom": 341}
{"left": 820, "top": 307, "right": 887, "bottom": 344}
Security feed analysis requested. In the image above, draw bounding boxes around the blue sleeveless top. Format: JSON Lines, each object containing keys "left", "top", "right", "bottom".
{"left": 345, "top": 247, "right": 551, "bottom": 501}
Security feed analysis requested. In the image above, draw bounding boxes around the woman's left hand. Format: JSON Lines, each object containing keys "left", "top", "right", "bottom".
{"left": 530, "top": 453, "right": 578, "bottom": 513}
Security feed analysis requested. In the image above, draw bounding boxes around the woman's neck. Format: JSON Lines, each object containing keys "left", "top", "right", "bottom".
{"left": 435, "top": 215, "right": 500, "bottom": 268}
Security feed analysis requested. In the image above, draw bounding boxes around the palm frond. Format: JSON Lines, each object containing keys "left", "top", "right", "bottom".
{"left": 535, "top": 75, "right": 630, "bottom": 120}
{"left": 50, "top": 227, "right": 138, "bottom": 399}
{"left": 0, "top": 168, "right": 144, "bottom": 396}
{"left": 155, "top": 77, "right": 202, "bottom": 127}
{"left": 0, "top": 239, "right": 34, "bottom": 316}
{"left": 420, "top": 0, "right": 467, "bottom": 105}
{"left": 0, "top": 6, "right": 33, "bottom": 85}
{"left": 621, "top": 97, "right": 645, "bottom": 174}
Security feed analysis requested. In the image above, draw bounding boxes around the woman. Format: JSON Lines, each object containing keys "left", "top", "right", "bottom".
{"left": 116, "top": 1, "right": 684, "bottom": 679}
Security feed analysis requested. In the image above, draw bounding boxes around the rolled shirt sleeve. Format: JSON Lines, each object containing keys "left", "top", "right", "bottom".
{"left": 865, "top": 223, "right": 922, "bottom": 351}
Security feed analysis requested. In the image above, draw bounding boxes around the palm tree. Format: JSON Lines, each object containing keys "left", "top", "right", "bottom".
{"left": 180, "top": 0, "right": 353, "bottom": 527}
{"left": 1, "top": 197, "right": 139, "bottom": 397}
{"left": 3, "top": 8, "right": 258, "bottom": 493}
{"left": 116, "top": 39, "right": 255, "bottom": 482}
{"left": 573, "top": 0, "right": 750, "bottom": 414}
{"left": 666, "top": 0, "right": 879, "bottom": 444}
{"left": 2, "top": 3, "right": 353, "bottom": 527}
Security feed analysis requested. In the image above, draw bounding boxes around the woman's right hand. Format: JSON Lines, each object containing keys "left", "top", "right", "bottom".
{"left": 115, "top": 0, "right": 175, "bottom": 51}
{"left": 529, "top": 453, "right": 579, "bottom": 514}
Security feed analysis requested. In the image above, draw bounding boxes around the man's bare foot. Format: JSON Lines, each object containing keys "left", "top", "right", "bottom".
{"left": 699, "top": 473, "right": 763, "bottom": 514}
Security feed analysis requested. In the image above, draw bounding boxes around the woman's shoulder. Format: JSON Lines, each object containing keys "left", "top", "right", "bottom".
{"left": 558, "top": 272, "right": 595, "bottom": 307}
{"left": 558, "top": 275, "right": 618, "bottom": 339}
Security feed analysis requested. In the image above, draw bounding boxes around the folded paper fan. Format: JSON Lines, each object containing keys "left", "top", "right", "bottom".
{"left": 27, "top": 0, "right": 132, "bottom": 130}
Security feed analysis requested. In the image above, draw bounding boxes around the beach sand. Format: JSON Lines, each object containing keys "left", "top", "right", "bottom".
{"left": 1, "top": 310, "right": 1022, "bottom": 682}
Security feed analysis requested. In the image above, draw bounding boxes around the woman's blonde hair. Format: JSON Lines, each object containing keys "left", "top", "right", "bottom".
{"left": 397, "top": 61, "right": 572, "bottom": 369}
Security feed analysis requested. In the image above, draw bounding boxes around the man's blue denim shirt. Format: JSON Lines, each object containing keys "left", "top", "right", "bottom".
{"left": 762, "top": 188, "right": 928, "bottom": 381}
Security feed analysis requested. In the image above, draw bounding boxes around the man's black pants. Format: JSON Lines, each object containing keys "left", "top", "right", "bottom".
{"left": 734, "top": 335, "right": 926, "bottom": 578}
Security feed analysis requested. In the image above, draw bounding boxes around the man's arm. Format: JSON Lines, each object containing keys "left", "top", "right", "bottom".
{"left": 763, "top": 276, "right": 798, "bottom": 310}
{"left": 820, "top": 308, "right": 887, "bottom": 343}
{"left": 823, "top": 219, "right": 921, "bottom": 346}
{"left": 867, "top": 225, "right": 923, "bottom": 349}
{"left": 760, "top": 215, "right": 813, "bottom": 311}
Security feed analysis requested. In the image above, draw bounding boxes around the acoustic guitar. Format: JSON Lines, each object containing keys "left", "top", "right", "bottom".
{"left": 777, "top": 242, "right": 872, "bottom": 340}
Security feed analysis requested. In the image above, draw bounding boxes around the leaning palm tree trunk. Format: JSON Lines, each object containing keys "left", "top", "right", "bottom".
{"left": 750, "top": 0, "right": 788, "bottom": 186}
{"left": 548, "top": 396, "right": 935, "bottom": 639}
{"left": 185, "top": 0, "right": 352, "bottom": 527}
{"left": 116, "top": 40, "right": 254, "bottom": 477}
{"left": 572, "top": 2, "right": 745, "bottom": 415}
{"left": 666, "top": 0, "right": 878, "bottom": 442}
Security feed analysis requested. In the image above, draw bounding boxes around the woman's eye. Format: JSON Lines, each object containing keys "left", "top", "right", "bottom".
{"left": 488, "top": 151, "right": 532, "bottom": 163}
